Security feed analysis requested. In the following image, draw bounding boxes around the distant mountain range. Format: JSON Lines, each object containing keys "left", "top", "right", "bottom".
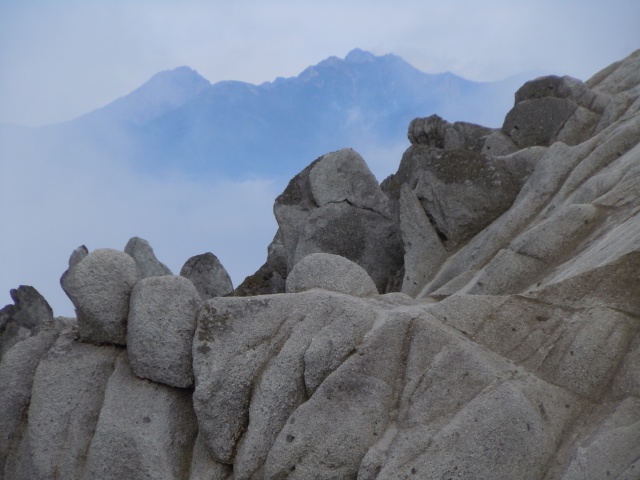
{"left": 3, "top": 49, "right": 533, "bottom": 181}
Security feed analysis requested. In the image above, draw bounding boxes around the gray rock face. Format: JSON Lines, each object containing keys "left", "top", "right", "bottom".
{"left": 408, "top": 114, "right": 493, "bottom": 152}
{"left": 0, "top": 285, "right": 53, "bottom": 358}
{"left": 192, "top": 288, "right": 584, "bottom": 479}
{"left": 192, "top": 291, "right": 384, "bottom": 473}
{"left": 274, "top": 148, "right": 403, "bottom": 293}
{"left": 124, "top": 236, "right": 172, "bottom": 278}
{"left": 399, "top": 185, "right": 447, "bottom": 296}
{"left": 188, "top": 433, "right": 233, "bottom": 480}
{"left": 26, "top": 333, "right": 120, "bottom": 480}
{"left": 285, "top": 252, "right": 378, "bottom": 297}
{"left": 482, "top": 74, "right": 609, "bottom": 156}
{"left": 421, "top": 93, "right": 640, "bottom": 298}
{"left": 239, "top": 149, "right": 403, "bottom": 296}
{"left": 0, "top": 319, "right": 63, "bottom": 477}
{"left": 307, "top": 148, "right": 390, "bottom": 214}
{"left": 83, "top": 351, "right": 198, "bottom": 480}
{"left": 503, "top": 96, "right": 578, "bottom": 148}
{"left": 180, "top": 252, "right": 233, "bottom": 300}
{"left": 127, "top": 275, "right": 202, "bottom": 387}
{"left": 62, "top": 248, "right": 138, "bottom": 345}
{"left": 383, "top": 145, "right": 520, "bottom": 250}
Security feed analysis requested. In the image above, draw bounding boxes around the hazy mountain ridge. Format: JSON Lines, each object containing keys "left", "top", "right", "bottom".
{"left": 10, "top": 49, "right": 531, "bottom": 181}
{"left": 76, "top": 66, "right": 212, "bottom": 126}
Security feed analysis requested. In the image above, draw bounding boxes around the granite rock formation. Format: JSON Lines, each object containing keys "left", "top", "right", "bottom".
{"left": 0, "top": 286, "right": 53, "bottom": 359}
{"left": 124, "top": 236, "right": 173, "bottom": 279}
{"left": 180, "top": 252, "right": 234, "bottom": 300}
{"left": 238, "top": 148, "right": 404, "bottom": 295}
{"left": 1, "top": 49, "right": 640, "bottom": 479}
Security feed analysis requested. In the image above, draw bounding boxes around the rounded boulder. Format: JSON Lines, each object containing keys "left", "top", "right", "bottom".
{"left": 63, "top": 248, "right": 138, "bottom": 345}
{"left": 127, "top": 275, "right": 202, "bottom": 388}
{"left": 285, "top": 253, "right": 378, "bottom": 297}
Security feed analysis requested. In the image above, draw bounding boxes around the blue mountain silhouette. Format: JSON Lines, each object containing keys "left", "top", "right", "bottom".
{"left": 7, "top": 49, "right": 531, "bottom": 181}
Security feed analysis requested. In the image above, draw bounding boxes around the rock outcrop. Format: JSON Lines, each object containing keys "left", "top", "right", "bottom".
{"left": 0, "top": 285, "right": 53, "bottom": 359}
{"left": 180, "top": 252, "right": 234, "bottom": 300}
{"left": 127, "top": 275, "right": 202, "bottom": 388}
{"left": 62, "top": 248, "right": 139, "bottom": 345}
{"left": 2, "top": 49, "right": 640, "bottom": 479}
{"left": 239, "top": 148, "right": 404, "bottom": 295}
{"left": 285, "top": 252, "right": 379, "bottom": 297}
{"left": 124, "top": 236, "right": 173, "bottom": 279}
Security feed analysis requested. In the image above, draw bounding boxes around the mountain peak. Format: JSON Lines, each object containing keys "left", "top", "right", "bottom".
{"left": 147, "top": 66, "right": 210, "bottom": 89}
{"left": 345, "top": 48, "right": 376, "bottom": 63}
{"left": 79, "top": 66, "right": 211, "bottom": 125}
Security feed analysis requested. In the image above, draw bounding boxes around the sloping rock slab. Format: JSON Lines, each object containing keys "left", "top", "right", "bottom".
{"left": 193, "top": 290, "right": 583, "bottom": 479}
{"left": 83, "top": 351, "right": 198, "bottom": 479}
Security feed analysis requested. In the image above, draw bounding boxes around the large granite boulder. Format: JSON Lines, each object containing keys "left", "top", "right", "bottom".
{"left": 273, "top": 148, "right": 403, "bottom": 293}
{"left": 420, "top": 96, "right": 640, "bottom": 298}
{"left": 192, "top": 290, "right": 385, "bottom": 473}
{"left": 192, "top": 289, "right": 580, "bottom": 479}
{"left": 127, "top": 275, "right": 202, "bottom": 388}
{"left": 124, "top": 236, "right": 172, "bottom": 279}
{"left": 285, "top": 252, "right": 378, "bottom": 297}
{"left": 180, "top": 252, "right": 233, "bottom": 300}
{"left": 61, "top": 248, "right": 138, "bottom": 345}
{"left": 382, "top": 144, "right": 520, "bottom": 250}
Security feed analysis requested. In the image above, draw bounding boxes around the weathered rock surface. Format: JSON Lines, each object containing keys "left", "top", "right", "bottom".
{"left": 124, "top": 236, "right": 173, "bottom": 278}
{"left": 0, "top": 285, "right": 53, "bottom": 358}
{"left": 127, "top": 275, "right": 202, "bottom": 387}
{"left": 2, "top": 49, "right": 640, "bottom": 480}
{"left": 25, "top": 329, "right": 120, "bottom": 479}
{"left": 82, "top": 351, "right": 198, "bottom": 480}
{"left": 408, "top": 114, "right": 493, "bottom": 151}
{"left": 383, "top": 143, "right": 520, "bottom": 250}
{"left": 62, "top": 248, "right": 138, "bottom": 345}
{"left": 285, "top": 252, "right": 378, "bottom": 297}
{"left": 59, "top": 245, "right": 89, "bottom": 298}
{"left": 398, "top": 184, "right": 447, "bottom": 296}
{"left": 192, "top": 291, "right": 385, "bottom": 474}
{"left": 0, "top": 318, "right": 65, "bottom": 478}
{"left": 180, "top": 252, "right": 233, "bottom": 300}
{"left": 271, "top": 148, "right": 404, "bottom": 294}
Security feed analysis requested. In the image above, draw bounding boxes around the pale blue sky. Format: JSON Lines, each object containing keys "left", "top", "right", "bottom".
{"left": 1, "top": 0, "right": 638, "bottom": 126}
